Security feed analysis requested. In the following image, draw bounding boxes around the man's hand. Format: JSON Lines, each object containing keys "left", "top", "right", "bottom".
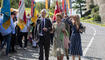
{"left": 43, "top": 28, "right": 48, "bottom": 32}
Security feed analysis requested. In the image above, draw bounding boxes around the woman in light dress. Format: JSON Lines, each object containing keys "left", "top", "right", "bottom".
{"left": 52, "top": 13, "right": 68, "bottom": 60}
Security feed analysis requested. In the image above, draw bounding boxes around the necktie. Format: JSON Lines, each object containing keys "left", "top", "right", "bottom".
{"left": 40, "top": 18, "right": 44, "bottom": 35}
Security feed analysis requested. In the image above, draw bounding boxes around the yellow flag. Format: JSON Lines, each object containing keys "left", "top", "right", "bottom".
{"left": 31, "top": 8, "right": 37, "bottom": 23}
{"left": 17, "top": 19, "right": 26, "bottom": 30}
{"left": 67, "top": 0, "right": 70, "bottom": 9}
{"left": 46, "top": 0, "right": 48, "bottom": 9}
{"left": 31, "top": 0, "right": 37, "bottom": 24}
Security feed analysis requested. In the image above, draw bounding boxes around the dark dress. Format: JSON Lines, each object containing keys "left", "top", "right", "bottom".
{"left": 70, "top": 24, "right": 83, "bottom": 56}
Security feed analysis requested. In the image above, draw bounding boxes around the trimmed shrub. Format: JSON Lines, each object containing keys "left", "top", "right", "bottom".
{"left": 93, "top": 14, "right": 101, "bottom": 22}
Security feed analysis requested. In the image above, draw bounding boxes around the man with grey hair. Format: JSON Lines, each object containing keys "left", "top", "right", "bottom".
{"left": 34, "top": 9, "right": 52, "bottom": 60}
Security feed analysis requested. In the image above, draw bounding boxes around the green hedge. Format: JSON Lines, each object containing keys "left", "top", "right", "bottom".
{"left": 93, "top": 14, "right": 101, "bottom": 22}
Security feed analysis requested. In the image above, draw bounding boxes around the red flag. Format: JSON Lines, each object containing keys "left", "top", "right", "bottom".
{"left": 31, "top": 0, "right": 34, "bottom": 17}
{"left": 53, "top": 0, "right": 61, "bottom": 21}
{"left": 62, "top": 0, "right": 64, "bottom": 11}
{"left": 62, "top": 0, "right": 67, "bottom": 14}
{"left": 19, "top": 0, "right": 21, "bottom": 7}
{"left": 23, "top": 11, "right": 26, "bottom": 23}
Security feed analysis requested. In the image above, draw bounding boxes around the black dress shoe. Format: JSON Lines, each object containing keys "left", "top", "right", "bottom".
{"left": 67, "top": 56, "right": 69, "bottom": 60}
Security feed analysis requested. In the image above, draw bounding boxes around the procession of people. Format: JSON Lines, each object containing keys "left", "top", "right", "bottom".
{"left": 0, "top": 9, "right": 86, "bottom": 60}
{"left": 0, "top": 0, "right": 86, "bottom": 60}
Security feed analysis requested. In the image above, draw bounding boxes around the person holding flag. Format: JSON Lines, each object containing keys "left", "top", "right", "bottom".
{"left": 0, "top": 0, "right": 15, "bottom": 56}
{"left": 17, "top": 0, "right": 29, "bottom": 49}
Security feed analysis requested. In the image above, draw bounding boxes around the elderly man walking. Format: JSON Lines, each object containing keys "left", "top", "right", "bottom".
{"left": 34, "top": 9, "right": 52, "bottom": 60}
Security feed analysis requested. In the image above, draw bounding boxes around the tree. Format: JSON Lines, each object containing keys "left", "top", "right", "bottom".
{"left": 10, "top": 0, "right": 19, "bottom": 9}
{"left": 25, "top": 0, "right": 31, "bottom": 8}
{"left": 72, "top": 0, "right": 86, "bottom": 17}
{"left": 0, "top": 1, "right": 1, "bottom": 7}
{"left": 36, "top": 2, "right": 45, "bottom": 13}
{"left": 0, "top": 0, "right": 31, "bottom": 9}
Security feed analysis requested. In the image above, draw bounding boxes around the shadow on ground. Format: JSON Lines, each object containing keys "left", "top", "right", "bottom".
{"left": 83, "top": 56, "right": 102, "bottom": 60}
{"left": 0, "top": 47, "right": 39, "bottom": 60}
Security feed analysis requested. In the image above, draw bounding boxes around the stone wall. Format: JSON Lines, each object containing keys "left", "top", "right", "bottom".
{"left": 86, "top": 0, "right": 105, "bottom": 23}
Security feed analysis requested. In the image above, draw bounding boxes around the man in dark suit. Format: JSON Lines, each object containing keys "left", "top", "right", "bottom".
{"left": 34, "top": 9, "right": 52, "bottom": 60}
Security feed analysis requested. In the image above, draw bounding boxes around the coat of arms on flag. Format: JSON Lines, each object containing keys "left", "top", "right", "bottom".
{"left": 17, "top": 0, "right": 26, "bottom": 30}
{"left": 1, "top": 0, "right": 11, "bottom": 30}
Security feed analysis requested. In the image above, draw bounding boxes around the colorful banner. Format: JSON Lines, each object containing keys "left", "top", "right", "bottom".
{"left": 1, "top": 0, "right": 11, "bottom": 30}
{"left": 17, "top": 0, "right": 26, "bottom": 30}
{"left": 66, "top": 0, "right": 72, "bottom": 15}
{"left": 46, "top": 0, "right": 48, "bottom": 9}
{"left": 62, "top": 0, "right": 67, "bottom": 14}
{"left": 31, "top": 0, "right": 37, "bottom": 24}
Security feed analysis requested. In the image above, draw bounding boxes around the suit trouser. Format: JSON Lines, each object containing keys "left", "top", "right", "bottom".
{"left": 10, "top": 34, "right": 16, "bottom": 51}
{"left": 0, "top": 33, "right": 3, "bottom": 47}
{"left": 50, "top": 33, "right": 54, "bottom": 45}
{"left": 0, "top": 34, "right": 11, "bottom": 55}
{"left": 39, "top": 36, "right": 50, "bottom": 60}
{"left": 18, "top": 32, "right": 28, "bottom": 47}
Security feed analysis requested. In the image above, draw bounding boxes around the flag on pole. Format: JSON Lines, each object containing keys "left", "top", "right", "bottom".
{"left": 17, "top": 0, "right": 26, "bottom": 30}
{"left": 69, "top": 0, "right": 72, "bottom": 15}
{"left": 62, "top": 0, "right": 65, "bottom": 11}
{"left": 45, "top": 0, "right": 48, "bottom": 9}
{"left": 31, "top": 0, "right": 37, "bottom": 24}
{"left": 67, "top": 0, "right": 70, "bottom": 9}
{"left": 62, "top": 0, "right": 67, "bottom": 14}
{"left": 66, "top": 3, "right": 68, "bottom": 14}
{"left": 1, "top": 0, "right": 11, "bottom": 30}
{"left": 64, "top": 0, "right": 67, "bottom": 14}
{"left": 53, "top": 0, "right": 61, "bottom": 21}
{"left": 66, "top": 0, "right": 72, "bottom": 15}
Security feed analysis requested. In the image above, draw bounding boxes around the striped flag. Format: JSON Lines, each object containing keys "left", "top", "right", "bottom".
{"left": 1, "top": 0, "right": 11, "bottom": 30}
{"left": 31, "top": 0, "right": 37, "bottom": 24}
{"left": 62, "top": 0, "right": 67, "bottom": 14}
{"left": 17, "top": 0, "right": 26, "bottom": 30}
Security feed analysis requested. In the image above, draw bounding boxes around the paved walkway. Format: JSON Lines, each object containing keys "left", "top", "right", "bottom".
{"left": 0, "top": 23, "right": 105, "bottom": 60}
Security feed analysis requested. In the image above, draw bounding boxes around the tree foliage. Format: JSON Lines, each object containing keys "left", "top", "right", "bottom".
{"left": 0, "top": 0, "right": 31, "bottom": 9}
{"left": 36, "top": 2, "right": 45, "bottom": 13}
{"left": 72, "top": 0, "right": 86, "bottom": 17}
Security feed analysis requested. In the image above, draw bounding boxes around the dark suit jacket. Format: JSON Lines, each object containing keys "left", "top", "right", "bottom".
{"left": 34, "top": 18, "right": 52, "bottom": 40}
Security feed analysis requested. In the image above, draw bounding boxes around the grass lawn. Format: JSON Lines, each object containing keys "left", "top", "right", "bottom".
{"left": 81, "top": 18, "right": 105, "bottom": 27}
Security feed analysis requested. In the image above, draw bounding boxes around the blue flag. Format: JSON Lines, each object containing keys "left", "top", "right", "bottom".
{"left": 70, "top": 0, "right": 72, "bottom": 9}
{"left": 1, "top": 0, "right": 11, "bottom": 30}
